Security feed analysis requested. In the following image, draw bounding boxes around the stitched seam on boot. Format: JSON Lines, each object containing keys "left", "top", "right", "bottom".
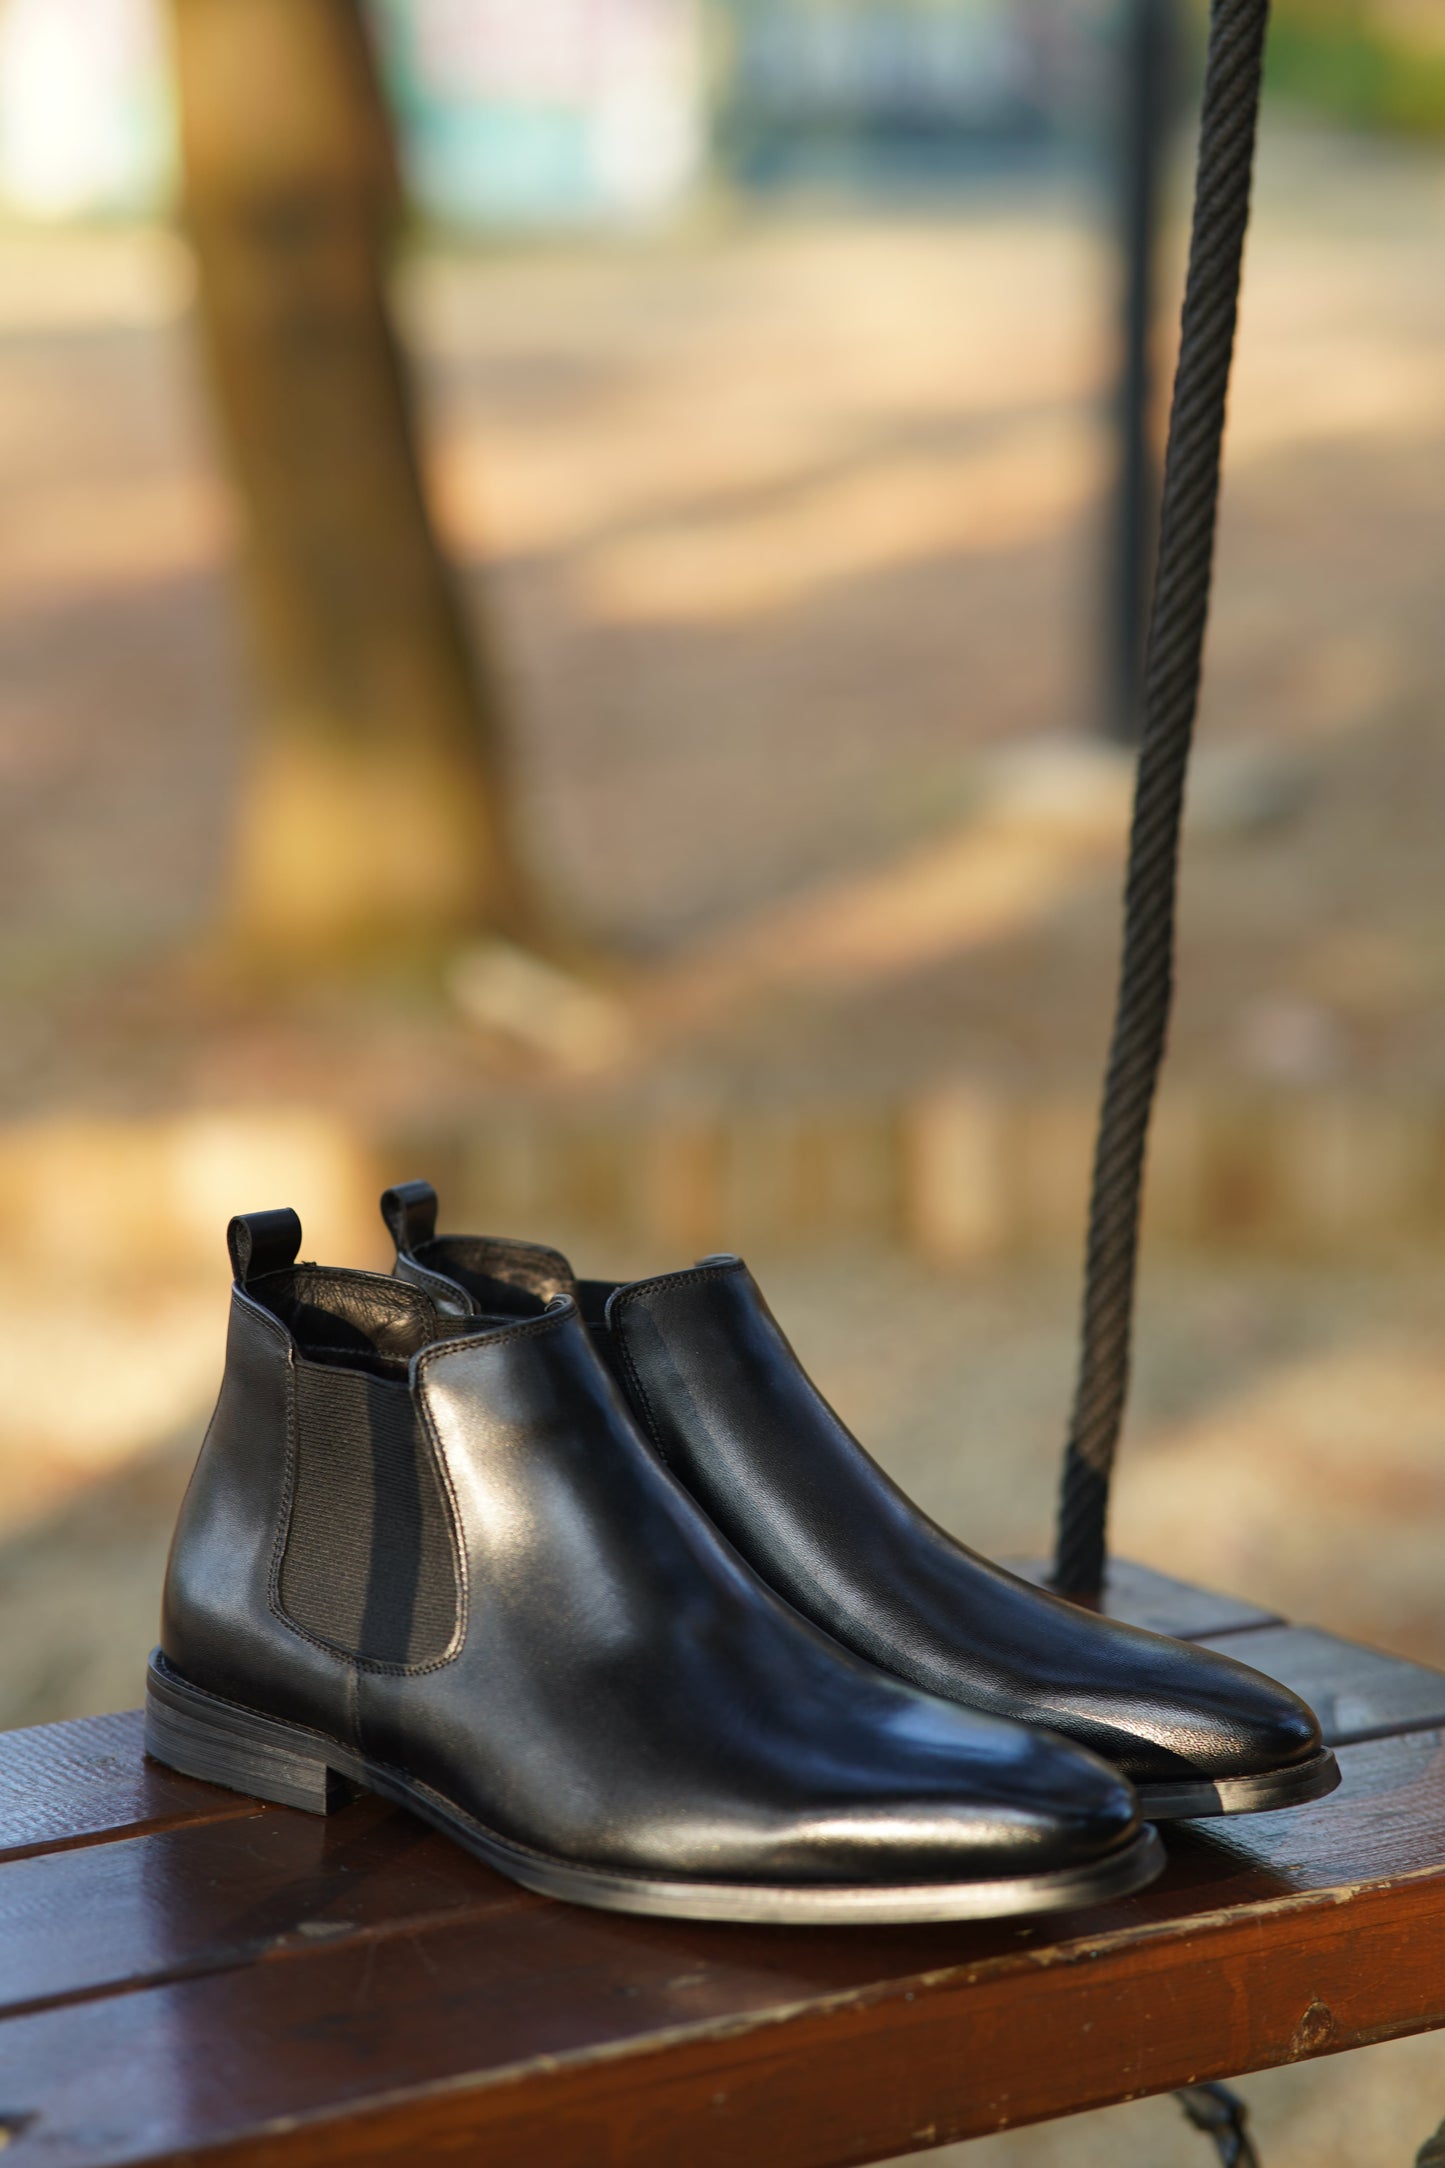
{"left": 413, "top": 1301, "right": 574, "bottom": 1375}
{"left": 607, "top": 1260, "right": 745, "bottom": 1316}
{"left": 415, "top": 1369, "right": 471, "bottom": 1667}
{"left": 607, "top": 1268, "right": 747, "bottom": 1464}
{"left": 267, "top": 1345, "right": 302, "bottom": 1643}
{"left": 610, "top": 1329, "right": 672, "bottom": 1468}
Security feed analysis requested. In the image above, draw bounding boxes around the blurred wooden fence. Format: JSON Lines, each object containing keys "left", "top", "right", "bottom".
{"left": 6, "top": 1088, "right": 1445, "bottom": 1285}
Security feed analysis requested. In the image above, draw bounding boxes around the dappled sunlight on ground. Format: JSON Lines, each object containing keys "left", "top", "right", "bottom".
{"left": 573, "top": 411, "right": 1102, "bottom": 625}
{"left": 0, "top": 1275, "right": 220, "bottom": 1524}
{"left": 637, "top": 740, "right": 1132, "bottom": 1033}
{"left": 0, "top": 1106, "right": 380, "bottom": 1527}
{"left": 1115, "top": 1338, "right": 1445, "bottom": 1665}
{"left": 3, "top": 140, "right": 1445, "bottom": 1136}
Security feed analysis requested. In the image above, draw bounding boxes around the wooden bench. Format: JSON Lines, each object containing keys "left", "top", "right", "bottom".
{"left": 7, "top": 1564, "right": 1445, "bottom": 2168}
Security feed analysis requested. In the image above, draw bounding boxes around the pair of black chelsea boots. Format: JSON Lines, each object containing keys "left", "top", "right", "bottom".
{"left": 146, "top": 1180, "right": 1339, "bottom": 1925}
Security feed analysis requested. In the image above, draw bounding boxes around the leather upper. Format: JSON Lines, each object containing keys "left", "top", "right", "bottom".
{"left": 163, "top": 1261, "right": 1142, "bottom": 1890}
{"left": 599, "top": 1259, "right": 1323, "bottom": 1787}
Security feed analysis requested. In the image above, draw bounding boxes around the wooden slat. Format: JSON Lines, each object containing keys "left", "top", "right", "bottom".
{"left": 5, "top": 1729, "right": 1445, "bottom": 2168}
{"left": 1006, "top": 1557, "right": 1280, "bottom": 1638}
{"left": 1198, "top": 1624, "right": 1445, "bottom": 1747}
{"left": 0, "top": 1793, "right": 529, "bottom": 2021}
{"left": 0, "top": 1710, "right": 263, "bottom": 1865}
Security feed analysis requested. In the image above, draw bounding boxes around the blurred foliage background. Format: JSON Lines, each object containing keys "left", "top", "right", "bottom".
{"left": 1270, "top": 0, "right": 1445, "bottom": 134}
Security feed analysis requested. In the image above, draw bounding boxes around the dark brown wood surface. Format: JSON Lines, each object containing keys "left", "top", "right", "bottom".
{"left": 4, "top": 1567, "right": 1445, "bottom": 2168}
{"left": 0, "top": 1710, "right": 260, "bottom": 1864}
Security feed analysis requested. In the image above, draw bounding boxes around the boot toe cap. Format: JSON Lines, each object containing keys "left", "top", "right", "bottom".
{"left": 1116, "top": 1647, "right": 1323, "bottom": 1784}
{"left": 831, "top": 1722, "right": 1142, "bottom": 1885}
{"left": 1195, "top": 1661, "right": 1322, "bottom": 1776}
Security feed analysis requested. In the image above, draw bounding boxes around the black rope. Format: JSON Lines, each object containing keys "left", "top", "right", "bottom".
{"left": 1416, "top": 2117, "right": 1445, "bottom": 2168}
{"left": 1053, "top": 0, "right": 1272, "bottom": 1601}
{"left": 1177, "top": 2082, "right": 1262, "bottom": 2167}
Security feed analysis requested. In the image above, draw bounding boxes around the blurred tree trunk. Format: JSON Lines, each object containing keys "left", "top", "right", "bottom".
{"left": 169, "top": 0, "right": 537, "bottom": 967}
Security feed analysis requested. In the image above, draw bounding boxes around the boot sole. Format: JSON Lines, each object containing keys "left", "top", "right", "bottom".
{"left": 1137, "top": 1745, "right": 1341, "bottom": 1820}
{"left": 145, "top": 1652, "right": 1164, "bottom": 1926}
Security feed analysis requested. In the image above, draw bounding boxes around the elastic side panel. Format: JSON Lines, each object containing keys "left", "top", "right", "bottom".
{"left": 278, "top": 1364, "right": 459, "bottom": 1667}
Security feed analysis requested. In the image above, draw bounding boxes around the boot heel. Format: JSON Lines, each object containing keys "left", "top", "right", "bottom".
{"left": 145, "top": 1653, "right": 359, "bottom": 1815}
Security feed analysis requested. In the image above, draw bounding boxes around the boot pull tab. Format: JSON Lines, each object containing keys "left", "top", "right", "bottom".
{"left": 380, "top": 1179, "right": 438, "bottom": 1256}
{"left": 227, "top": 1207, "right": 303, "bottom": 1284}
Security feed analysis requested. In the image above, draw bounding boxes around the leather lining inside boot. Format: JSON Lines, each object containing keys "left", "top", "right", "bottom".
{"left": 246, "top": 1266, "right": 473, "bottom": 1377}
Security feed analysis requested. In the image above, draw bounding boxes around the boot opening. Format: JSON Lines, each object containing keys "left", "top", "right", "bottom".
{"left": 246, "top": 1266, "right": 470, "bottom": 1377}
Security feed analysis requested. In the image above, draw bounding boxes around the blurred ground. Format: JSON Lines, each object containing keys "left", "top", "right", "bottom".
{"left": 3, "top": 111, "right": 1445, "bottom": 2168}
{"left": 3, "top": 123, "right": 1445, "bottom": 1116}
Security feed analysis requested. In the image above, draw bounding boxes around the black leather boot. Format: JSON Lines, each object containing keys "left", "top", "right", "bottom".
{"left": 147, "top": 1207, "right": 1162, "bottom": 1924}
{"left": 386, "top": 1184, "right": 1338, "bottom": 1821}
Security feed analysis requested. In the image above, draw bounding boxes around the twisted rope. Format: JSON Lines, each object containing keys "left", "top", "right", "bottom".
{"left": 1053, "top": 0, "right": 1272, "bottom": 1601}
{"left": 1177, "top": 2082, "right": 1262, "bottom": 2168}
